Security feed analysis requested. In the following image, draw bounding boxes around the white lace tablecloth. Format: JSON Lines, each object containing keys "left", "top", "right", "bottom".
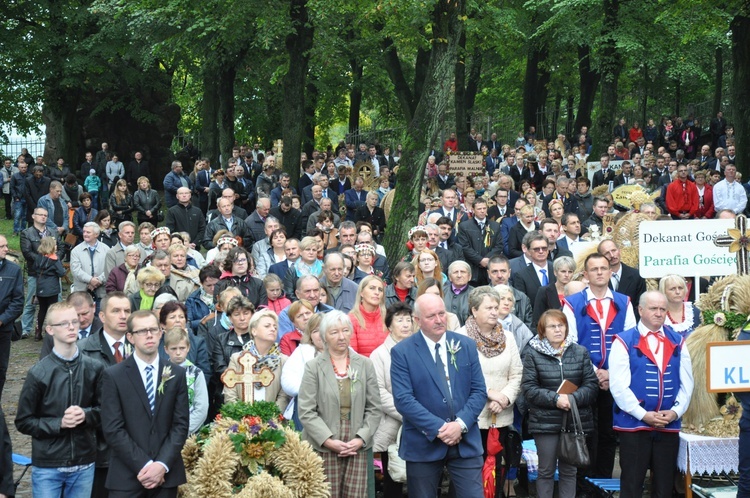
{"left": 677, "top": 432, "right": 739, "bottom": 475}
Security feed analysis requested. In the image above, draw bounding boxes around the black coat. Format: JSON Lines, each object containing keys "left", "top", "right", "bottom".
{"left": 0, "top": 405, "right": 13, "bottom": 497}
{"left": 33, "top": 254, "right": 66, "bottom": 297}
{"left": 611, "top": 263, "right": 647, "bottom": 320}
{"left": 269, "top": 206, "right": 304, "bottom": 240}
{"left": 100, "top": 357, "right": 188, "bottom": 491}
{"left": 592, "top": 168, "right": 617, "bottom": 189}
{"left": 457, "top": 218, "right": 504, "bottom": 284}
{"left": 513, "top": 261, "right": 555, "bottom": 303}
{"left": 354, "top": 205, "right": 386, "bottom": 236}
{"left": 506, "top": 222, "right": 539, "bottom": 259}
{"left": 435, "top": 241, "right": 464, "bottom": 272}
{"left": 165, "top": 203, "right": 207, "bottom": 250}
{"left": 214, "top": 273, "right": 267, "bottom": 309}
{"left": 521, "top": 342, "right": 598, "bottom": 434}
{"left": 532, "top": 283, "right": 562, "bottom": 330}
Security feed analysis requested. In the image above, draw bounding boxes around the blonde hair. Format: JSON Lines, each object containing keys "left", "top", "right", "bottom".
{"left": 37, "top": 236, "right": 57, "bottom": 255}
{"left": 349, "top": 275, "right": 386, "bottom": 329}
{"left": 164, "top": 327, "right": 189, "bottom": 348}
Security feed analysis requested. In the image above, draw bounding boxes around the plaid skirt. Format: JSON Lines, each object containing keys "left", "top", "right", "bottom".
{"left": 318, "top": 418, "right": 368, "bottom": 498}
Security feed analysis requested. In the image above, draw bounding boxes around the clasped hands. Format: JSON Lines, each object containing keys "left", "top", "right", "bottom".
{"left": 324, "top": 437, "right": 364, "bottom": 458}
{"left": 437, "top": 421, "right": 463, "bottom": 446}
{"left": 642, "top": 410, "right": 677, "bottom": 429}
{"left": 138, "top": 462, "right": 166, "bottom": 489}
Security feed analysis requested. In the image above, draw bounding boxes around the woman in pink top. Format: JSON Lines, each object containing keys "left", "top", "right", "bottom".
{"left": 349, "top": 275, "right": 388, "bottom": 357}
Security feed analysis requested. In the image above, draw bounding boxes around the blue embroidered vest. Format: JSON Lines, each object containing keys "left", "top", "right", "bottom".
{"left": 565, "top": 290, "right": 630, "bottom": 369}
{"left": 612, "top": 326, "right": 683, "bottom": 432}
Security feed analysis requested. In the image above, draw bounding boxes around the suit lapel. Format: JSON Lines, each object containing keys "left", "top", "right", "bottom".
{"left": 125, "top": 356, "right": 153, "bottom": 418}
{"left": 320, "top": 351, "right": 339, "bottom": 397}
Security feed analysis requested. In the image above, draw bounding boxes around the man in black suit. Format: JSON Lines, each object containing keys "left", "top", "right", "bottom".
{"left": 540, "top": 177, "right": 579, "bottom": 217}
{"left": 487, "top": 188, "right": 512, "bottom": 222}
{"left": 539, "top": 218, "right": 574, "bottom": 261}
{"left": 470, "top": 133, "right": 485, "bottom": 152}
{"left": 486, "top": 132, "right": 501, "bottom": 155}
{"left": 598, "top": 239, "right": 647, "bottom": 320}
{"left": 297, "top": 160, "right": 316, "bottom": 193}
{"left": 435, "top": 163, "right": 455, "bottom": 190}
{"left": 710, "top": 111, "right": 726, "bottom": 149}
{"left": 612, "top": 161, "right": 633, "bottom": 188}
{"left": 513, "top": 232, "right": 555, "bottom": 303}
{"left": 101, "top": 309, "right": 189, "bottom": 498}
{"left": 434, "top": 217, "right": 464, "bottom": 271}
{"left": 429, "top": 188, "right": 467, "bottom": 225}
{"left": 126, "top": 152, "right": 149, "bottom": 192}
{"left": 456, "top": 198, "right": 504, "bottom": 286}
{"left": 486, "top": 255, "right": 533, "bottom": 330}
{"left": 508, "top": 154, "right": 530, "bottom": 187}
{"left": 592, "top": 154, "right": 616, "bottom": 189}
{"left": 78, "top": 291, "right": 132, "bottom": 498}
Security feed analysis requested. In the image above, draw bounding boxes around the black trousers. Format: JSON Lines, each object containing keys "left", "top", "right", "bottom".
{"left": 108, "top": 487, "right": 177, "bottom": 498}
{"left": 591, "top": 388, "right": 617, "bottom": 478}
{"left": 3, "top": 192, "right": 11, "bottom": 220}
{"left": 380, "top": 450, "right": 405, "bottom": 496}
{"left": 91, "top": 466, "right": 109, "bottom": 498}
{"left": 619, "top": 430, "right": 679, "bottom": 498}
{"left": 0, "top": 331, "right": 9, "bottom": 402}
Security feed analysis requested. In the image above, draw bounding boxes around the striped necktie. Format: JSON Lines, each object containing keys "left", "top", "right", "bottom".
{"left": 145, "top": 365, "right": 155, "bottom": 414}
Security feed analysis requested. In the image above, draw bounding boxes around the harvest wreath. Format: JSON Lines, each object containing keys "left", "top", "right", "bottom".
{"left": 180, "top": 401, "right": 330, "bottom": 498}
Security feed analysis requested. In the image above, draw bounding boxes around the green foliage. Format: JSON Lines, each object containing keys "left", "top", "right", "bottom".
{"left": 220, "top": 400, "right": 282, "bottom": 422}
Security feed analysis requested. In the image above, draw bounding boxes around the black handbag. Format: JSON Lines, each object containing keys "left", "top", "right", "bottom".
{"left": 557, "top": 396, "right": 590, "bottom": 467}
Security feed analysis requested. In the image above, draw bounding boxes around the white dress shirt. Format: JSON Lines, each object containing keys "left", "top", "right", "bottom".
{"left": 609, "top": 322, "right": 694, "bottom": 422}
{"left": 131, "top": 353, "right": 170, "bottom": 472}
{"left": 563, "top": 287, "right": 637, "bottom": 345}
{"left": 713, "top": 178, "right": 748, "bottom": 214}
{"left": 102, "top": 329, "right": 125, "bottom": 359}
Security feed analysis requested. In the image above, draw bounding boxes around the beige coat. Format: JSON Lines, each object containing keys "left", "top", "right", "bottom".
{"left": 456, "top": 326, "right": 523, "bottom": 429}
{"left": 298, "top": 350, "right": 382, "bottom": 453}
{"left": 223, "top": 354, "right": 290, "bottom": 414}
{"left": 370, "top": 335, "right": 403, "bottom": 452}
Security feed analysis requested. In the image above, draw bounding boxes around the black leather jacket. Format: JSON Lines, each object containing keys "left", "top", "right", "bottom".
{"left": 15, "top": 351, "right": 104, "bottom": 467}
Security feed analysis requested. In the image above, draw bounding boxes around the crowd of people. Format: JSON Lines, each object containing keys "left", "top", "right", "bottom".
{"left": 0, "top": 114, "right": 741, "bottom": 498}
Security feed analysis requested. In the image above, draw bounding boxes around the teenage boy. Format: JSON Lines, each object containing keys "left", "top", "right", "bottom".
{"left": 15, "top": 302, "right": 104, "bottom": 498}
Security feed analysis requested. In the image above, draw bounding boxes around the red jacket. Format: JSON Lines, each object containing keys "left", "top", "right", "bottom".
{"left": 695, "top": 184, "right": 715, "bottom": 219}
{"left": 666, "top": 179, "right": 699, "bottom": 218}
{"left": 349, "top": 305, "right": 387, "bottom": 357}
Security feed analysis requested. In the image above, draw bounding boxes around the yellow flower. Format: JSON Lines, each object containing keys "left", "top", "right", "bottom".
{"left": 726, "top": 228, "right": 750, "bottom": 253}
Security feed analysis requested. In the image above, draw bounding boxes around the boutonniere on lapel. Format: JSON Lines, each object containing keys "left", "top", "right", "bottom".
{"left": 123, "top": 343, "right": 133, "bottom": 359}
{"left": 157, "top": 365, "right": 174, "bottom": 395}
{"left": 446, "top": 339, "right": 462, "bottom": 371}
{"left": 347, "top": 365, "right": 359, "bottom": 393}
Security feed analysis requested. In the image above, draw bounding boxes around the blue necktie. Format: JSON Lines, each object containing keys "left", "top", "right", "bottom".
{"left": 145, "top": 365, "right": 155, "bottom": 414}
{"left": 540, "top": 268, "right": 549, "bottom": 286}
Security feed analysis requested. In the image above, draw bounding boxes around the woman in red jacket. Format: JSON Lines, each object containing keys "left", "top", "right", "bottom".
{"left": 693, "top": 169, "right": 715, "bottom": 219}
{"left": 349, "top": 275, "right": 388, "bottom": 357}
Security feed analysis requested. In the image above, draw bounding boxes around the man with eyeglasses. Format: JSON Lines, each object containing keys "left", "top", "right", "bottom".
{"left": 100, "top": 309, "right": 189, "bottom": 497}
{"left": 277, "top": 275, "right": 333, "bottom": 339}
{"left": 20, "top": 207, "right": 65, "bottom": 339}
{"left": 206, "top": 188, "right": 248, "bottom": 224}
{"left": 15, "top": 301, "right": 105, "bottom": 498}
{"left": 39, "top": 291, "right": 103, "bottom": 359}
{"left": 0, "top": 234, "right": 23, "bottom": 398}
{"left": 563, "top": 253, "right": 636, "bottom": 489}
{"left": 512, "top": 232, "right": 555, "bottom": 304}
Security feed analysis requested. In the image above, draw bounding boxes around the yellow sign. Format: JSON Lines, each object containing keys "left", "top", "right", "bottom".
{"left": 611, "top": 185, "right": 647, "bottom": 210}
{"left": 447, "top": 152, "right": 485, "bottom": 178}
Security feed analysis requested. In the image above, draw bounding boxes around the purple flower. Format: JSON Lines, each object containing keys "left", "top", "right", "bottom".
{"left": 230, "top": 424, "right": 239, "bottom": 433}
{"left": 250, "top": 424, "right": 261, "bottom": 435}
{"left": 268, "top": 420, "right": 277, "bottom": 429}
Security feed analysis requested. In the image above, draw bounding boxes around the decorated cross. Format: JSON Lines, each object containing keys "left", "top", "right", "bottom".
{"left": 714, "top": 214, "right": 750, "bottom": 275}
{"left": 221, "top": 351, "right": 275, "bottom": 403}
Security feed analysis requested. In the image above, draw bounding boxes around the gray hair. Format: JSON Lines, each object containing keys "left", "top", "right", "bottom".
{"left": 123, "top": 244, "right": 141, "bottom": 256}
{"left": 493, "top": 284, "right": 516, "bottom": 305}
{"left": 553, "top": 256, "right": 576, "bottom": 273}
{"left": 265, "top": 216, "right": 279, "bottom": 227}
{"left": 83, "top": 221, "right": 101, "bottom": 236}
{"left": 118, "top": 220, "right": 136, "bottom": 232}
{"left": 447, "top": 260, "right": 471, "bottom": 276}
{"left": 171, "top": 160, "right": 182, "bottom": 171}
{"left": 153, "top": 293, "right": 177, "bottom": 310}
{"left": 468, "top": 286, "right": 500, "bottom": 314}
{"left": 639, "top": 290, "right": 667, "bottom": 308}
{"left": 318, "top": 310, "right": 353, "bottom": 347}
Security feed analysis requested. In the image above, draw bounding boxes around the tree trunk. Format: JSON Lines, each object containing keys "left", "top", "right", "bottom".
{"left": 551, "top": 93, "right": 562, "bottom": 139}
{"left": 382, "top": 37, "right": 416, "bottom": 123}
{"left": 42, "top": 96, "right": 80, "bottom": 167}
{"left": 523, "top": 45, "right": 543, "bottom": 134}
{"left": 641, "top": 65, "right": 649, "bottom": 126}
{"left": 200, "top": 70, "right": 220, "bottom": 165}
{"left": 566, "top": 94, "right": 575, "bottom": 138}
{"left": 454, "top": 30, "right": 467, "bottom": 150}
{"left": 281, "top": 0, "right": 314, "bottom": 188}
{"left": 304, "top": 72, "right": 318, "bottom": 157}
{"left": 218, "top": 66, "right": 236, "bottom": 168}
{"left": 348, "top": 58, "right": 363, "bottom": 135}
{"left": 731, "top": 14, "right": 750, "bottom": 177}
{"left": 383, "top": 0, "right": 464, "bottom": 267}
{"left": 595, "top": 0, "right": 620, "bottom": 157}
{"left": 574, "top": 44, "right": 599, "bottom": 137}
{"left": 714, "top": 46, "right": 723, "bottom": 115}
{"left": 465, "top": 46, "right": 483, "bottom": 136}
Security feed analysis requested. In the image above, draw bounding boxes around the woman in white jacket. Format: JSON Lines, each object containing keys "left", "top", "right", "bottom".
{"left": 280, "top": 313, "right": 325, "bottom": 427}
{"left": 106, "top": 154, "right": 125, "bottom": 189}
{"left": 370, "top": 302, "right": 414, "bottom": 496}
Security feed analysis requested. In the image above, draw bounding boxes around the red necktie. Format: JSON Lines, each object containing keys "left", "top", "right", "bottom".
{"left": 647, "top": 331, "right": 664, "bottom": 354}
{"left": 113, "top": 341, "right": 123, "bottom": 363}
{"left": 596, "top": 298, "right": 604, "bottom": 318}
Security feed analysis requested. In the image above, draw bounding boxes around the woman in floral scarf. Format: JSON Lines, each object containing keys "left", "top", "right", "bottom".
{"left": 223, "top": 309, "right": 289, "bottom": 413}
{"left": 457, "top": 286, "right": 523, "bottom": 497}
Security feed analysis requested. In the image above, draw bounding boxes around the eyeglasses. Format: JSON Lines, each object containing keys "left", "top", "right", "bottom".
{"left": 49, "top": 320, "right": 80, "bottom": 328}
{"left": 130, "top": 327, "right": 161, "bottom": 336}
{"left": 143, "top": 282, "right": 161, "bottom": 289}
{"left": 530, "top": 246, "right": 549, "bottom": 252}
{"left": 546, "top": 323, "right": 566, "bottom": 330}
{"left": 235, "top": 258, "right": 248, "bottom": 264}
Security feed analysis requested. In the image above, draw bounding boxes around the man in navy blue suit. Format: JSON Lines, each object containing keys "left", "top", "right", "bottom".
{"left": 391, "top": 293, "right": 486, "bottom": 498}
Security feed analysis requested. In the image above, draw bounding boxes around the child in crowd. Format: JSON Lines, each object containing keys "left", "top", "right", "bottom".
{"left": 262, "top": 273, "right": 291, "bottom": 315}
{"left": 84, "top": 168, "right": 101, "bottom": 209}
{"left": 164, "top": 327, "right": 208, "bottom": 434}
{"left": 15, "top": 302, "right": 104, "bottom": 498}
{"left": 33, "top": 236, "right": 67, "bottom": 341}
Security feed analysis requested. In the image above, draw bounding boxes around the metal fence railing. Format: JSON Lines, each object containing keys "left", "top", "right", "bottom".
{"left": 0, "top": 138, "right": 46, "bottom": 161}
